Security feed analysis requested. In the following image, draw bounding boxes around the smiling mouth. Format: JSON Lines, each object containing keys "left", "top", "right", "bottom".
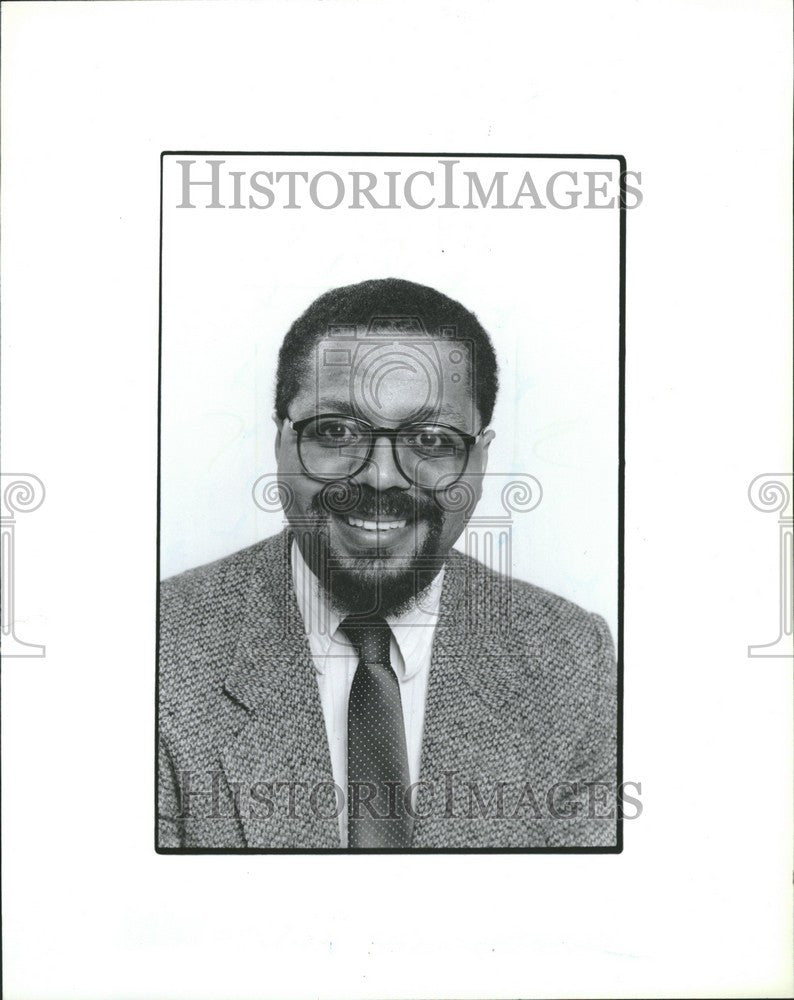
{"left": 343, "top": 515, "right": 408, "bottom": 532}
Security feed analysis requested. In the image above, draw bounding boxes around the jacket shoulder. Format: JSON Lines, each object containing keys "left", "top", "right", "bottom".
{"left": 158, "top": 533, "right": 288, "bottom": 698}
{"left": 446, "top": 547, "right": 613, "bottom": 660}
{"left": 160, "top": 533, "right": 285, "bottom": 616}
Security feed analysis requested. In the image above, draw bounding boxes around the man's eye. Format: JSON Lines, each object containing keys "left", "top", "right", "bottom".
{"left": 405, "top": 429, "right": 453, "bottom": 451}
{"left": 314, "top": 420, "right": 359, "bottom": 443}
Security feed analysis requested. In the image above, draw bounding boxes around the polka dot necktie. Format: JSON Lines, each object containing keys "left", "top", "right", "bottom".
{"left": 339, "top": 616, "right": 414, "bottom": 849}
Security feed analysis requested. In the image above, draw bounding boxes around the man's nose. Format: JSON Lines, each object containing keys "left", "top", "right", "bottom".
{"left": 353, "top": 436, "right": 411, "bottom": 490}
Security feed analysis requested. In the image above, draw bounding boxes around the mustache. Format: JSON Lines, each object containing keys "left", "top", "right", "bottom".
{"left": 311, "top": 483, "right": 439, "bottom": 521}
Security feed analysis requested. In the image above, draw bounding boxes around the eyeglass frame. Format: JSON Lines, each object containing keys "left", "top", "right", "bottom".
{"left": 283, "top": 412, "right": 487, "bottom": 489}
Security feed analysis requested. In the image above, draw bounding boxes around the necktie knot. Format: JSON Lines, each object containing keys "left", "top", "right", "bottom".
{"left": 339, "top": 616, "right": 392, "bottom": 666}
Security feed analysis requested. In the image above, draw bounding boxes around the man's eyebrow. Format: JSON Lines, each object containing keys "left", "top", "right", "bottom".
{"left": 306, "top": 399, "right": 474, "bottom": 428}
{"left": 313, "top": 397, "right": 355, "bottom": 413}
{"left": 407, "top": 405, "right": 470, "bottom": 427}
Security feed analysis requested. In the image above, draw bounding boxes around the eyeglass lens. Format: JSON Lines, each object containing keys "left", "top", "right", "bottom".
{"left": 298, "top": 415, "right": 469, "bottom": 487}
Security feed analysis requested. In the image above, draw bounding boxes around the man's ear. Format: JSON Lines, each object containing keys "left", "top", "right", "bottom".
{"left": 479, "top": 428, "right": 495, "bottom": 473}
{"left": 272, "top": 411, "right": 282, "bottom": 463}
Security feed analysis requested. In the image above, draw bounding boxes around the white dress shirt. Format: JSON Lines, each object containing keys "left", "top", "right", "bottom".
{"left": 290, "top": 539, "right": 444, "bottom": 846}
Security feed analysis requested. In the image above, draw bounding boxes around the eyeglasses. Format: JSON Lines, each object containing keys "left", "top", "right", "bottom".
{"left": 286, "top": 413, "right": 483, "bottom": 489}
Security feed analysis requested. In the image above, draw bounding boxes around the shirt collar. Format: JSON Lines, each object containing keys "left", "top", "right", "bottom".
{"left": 290, "top": 538, "right": 445, "bottom": 679}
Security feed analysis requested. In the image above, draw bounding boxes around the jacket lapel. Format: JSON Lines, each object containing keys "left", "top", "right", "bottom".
{"left": 220, "top": 532, "right": 339, "bottom": 848}
{"left": 412, "top": 552, "right": 550, "bottom": 848}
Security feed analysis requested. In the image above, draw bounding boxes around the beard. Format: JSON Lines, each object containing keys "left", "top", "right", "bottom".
{"left": 296, "top": 482, "right": 448, "bottom": 618}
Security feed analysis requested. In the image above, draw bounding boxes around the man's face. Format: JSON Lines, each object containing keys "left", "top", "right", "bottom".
{"left": 274, "top": 330, "right": 494, "bottom": 615}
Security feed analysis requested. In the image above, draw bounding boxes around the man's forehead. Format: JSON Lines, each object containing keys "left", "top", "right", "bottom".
{"left": 312, "top": 330, "right": 465, "bottom": 357}
{"left": 294, "top": 333, "right": 477, "bottom": 428}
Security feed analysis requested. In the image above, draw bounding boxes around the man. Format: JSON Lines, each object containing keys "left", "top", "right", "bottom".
{"left": 158, "top": 277, "right": 617, "bottom": 850}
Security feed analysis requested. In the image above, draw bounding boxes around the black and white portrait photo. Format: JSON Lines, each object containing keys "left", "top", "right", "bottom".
{"left": 4, "top": 5, "right": 791, "bottom": 999}
{"left": 157, "top": 154, "right": 623, "bottom": 851}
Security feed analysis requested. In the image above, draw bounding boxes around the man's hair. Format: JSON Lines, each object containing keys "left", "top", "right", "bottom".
{"left": 274, "top": 277, "right": 499, "bottom": 426}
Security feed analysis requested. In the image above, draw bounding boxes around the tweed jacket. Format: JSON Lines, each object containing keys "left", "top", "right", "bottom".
{"left": 158, "top": 530, "right": 617, "bottom": 850}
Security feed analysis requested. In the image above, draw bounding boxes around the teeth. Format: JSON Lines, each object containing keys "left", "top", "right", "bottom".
{"left": 345, "top": 516, "right": 407, "bottom": 531}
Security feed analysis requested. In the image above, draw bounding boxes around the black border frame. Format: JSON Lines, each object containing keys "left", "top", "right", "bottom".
{"left": 156, "top": 151, "right": 626, "bottom": 855}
